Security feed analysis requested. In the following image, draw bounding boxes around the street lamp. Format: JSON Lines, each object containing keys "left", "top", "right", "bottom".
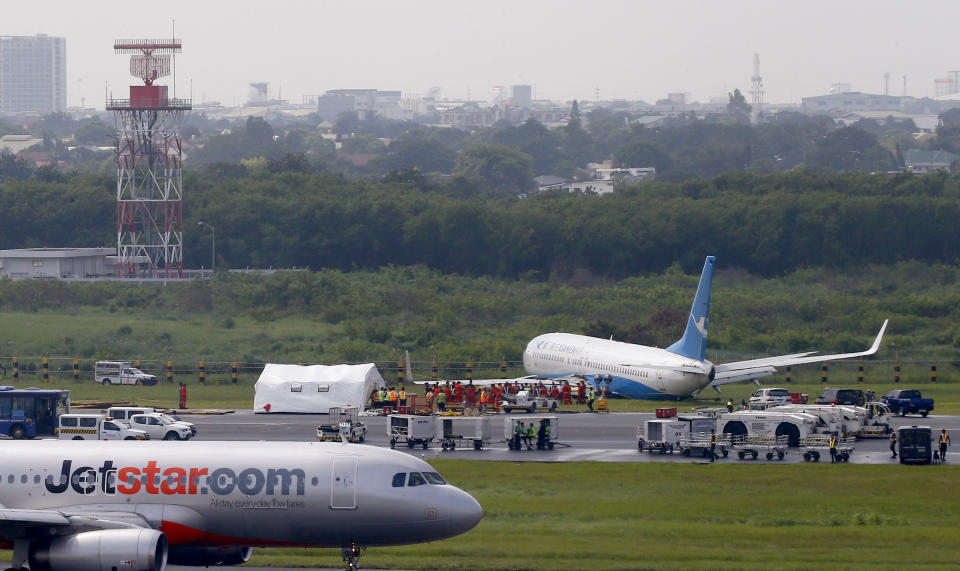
{"left": 197, "top": 221, "right": 215, "bottom": 276}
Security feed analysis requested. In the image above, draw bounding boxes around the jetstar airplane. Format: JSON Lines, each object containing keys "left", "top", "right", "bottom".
{"left": 523, "top": 256, "right": 888, "bottom": 400}
{"left": 0, "top": 440, "right": 481, "bottom": 571}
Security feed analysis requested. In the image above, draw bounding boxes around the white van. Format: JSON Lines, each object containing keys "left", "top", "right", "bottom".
{"left": 57, "top": 414, "right": 149, "bottom": 440}
{"left": 94, "top": 361, "right": 158, "bottom": 386}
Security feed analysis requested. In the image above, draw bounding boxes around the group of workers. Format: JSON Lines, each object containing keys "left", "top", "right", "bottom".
{"left": 369, "top": 379, "right": 599, "bottom": 413}
{"left": 510, "top": 418, "right": 552, "bottom": 450}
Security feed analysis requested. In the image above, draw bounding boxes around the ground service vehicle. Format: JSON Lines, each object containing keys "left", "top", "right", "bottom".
{"left": 749, "top": 387, "right": 792, "bottom": 407}
{"left": 879, "top": 389, "right": 934, "bottom": 417}
{"left": 108, "top": 406, "right": 197, "bottom": 437}
{"left": 898, "top": 426, "right": 933, "bottom": 464}
{"left": 718, "top": 410, "right": 819, "bottom": 447}
{"left": 505, "top": 415, "right": 558, "bottom": 450}
{"left": 95, "top": 361, "right": 158, "bottom": 385}
{"left": 0, "top": 386, "right": 69, "bottom": 439}
{"left": 501, "top": 390, "right": 559, "bottom": 413}
{"left": 439, "top": 416, "right": 490, "bottom": 450}
{"left": 637, "top": 419, "right": 686, "bottom": 454}
{"left": 57, "top": 414, "right": 149, "bottom": 440}
{"left": 129, "top": 413, "right": 194, "bottom": 440}
{"left": 815, "top": 387, "right": 865, "bottom": 406}
{"left": 389, "top": 414, "right": 436, "bottom": 449}
{"left": 318, "top": 407, "right": 367, "bottom": 443}
{"left": 859, "top": 402, "right": 894, "bottom": 437}
{"left": 771, "top": 404, "right": 866, "bottom": 438}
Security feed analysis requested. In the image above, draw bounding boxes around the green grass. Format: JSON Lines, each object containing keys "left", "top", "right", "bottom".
{"left": 250, "top": 461, "right": 960, "bottom": 570}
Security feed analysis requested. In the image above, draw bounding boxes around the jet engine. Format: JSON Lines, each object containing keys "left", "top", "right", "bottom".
{"left": 168, "top": 545, "right": 253, "bottom": 566}
{"left": 29, "top": 528, "right": 167, "bottom": 571}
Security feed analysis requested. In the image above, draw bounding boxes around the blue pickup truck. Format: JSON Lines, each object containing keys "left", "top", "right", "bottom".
{"left": 879, "top": 389, "right": 934, "bottom": 417}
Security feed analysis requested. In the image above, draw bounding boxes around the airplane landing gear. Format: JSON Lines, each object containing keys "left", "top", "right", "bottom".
{"left": 342, "top": 541, "right": 365, "bottom": 570}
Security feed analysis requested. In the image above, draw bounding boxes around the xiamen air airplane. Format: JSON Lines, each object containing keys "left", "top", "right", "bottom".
{"left": 0, "top": 440, "right": 481, "bottom": 571}
{"left": 523, "top": 256, "right": 888, "bottom": 400}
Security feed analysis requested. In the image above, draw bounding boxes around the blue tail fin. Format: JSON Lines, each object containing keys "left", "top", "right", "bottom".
{"left": 665, "top": 256, "right": 715, "bottom": 361}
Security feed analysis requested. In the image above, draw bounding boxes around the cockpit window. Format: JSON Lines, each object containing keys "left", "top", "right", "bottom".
{"left": 392, "top": 473, "right": 406, "bottom": 487}
{"left": 408, "top": 472, "right": 426, "bottom": 487}
{"left": 423, "top": 472, "right": 446, "bottom": 485}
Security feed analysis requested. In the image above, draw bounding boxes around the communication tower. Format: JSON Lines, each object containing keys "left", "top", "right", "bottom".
{"left": 750, "top": 53, "right": 763, "bottom": 124}
{"left": 107, "top": 38, "right": 191, "bottom": 278}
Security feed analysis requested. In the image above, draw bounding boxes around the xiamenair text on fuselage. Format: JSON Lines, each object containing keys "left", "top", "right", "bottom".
{"left": 523, "top": 256, "right": 888, "bottom": 400}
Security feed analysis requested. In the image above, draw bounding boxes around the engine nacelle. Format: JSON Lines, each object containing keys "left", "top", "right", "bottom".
{"left": 29, "top": 529, "right": 167, "bottom": 571}
{"left": 168, "top": 545, "right": 253, "bottom": 566}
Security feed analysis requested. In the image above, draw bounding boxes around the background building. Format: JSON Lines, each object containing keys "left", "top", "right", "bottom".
{"left": 0, "top": 34, "right": 66, "bottom": 115}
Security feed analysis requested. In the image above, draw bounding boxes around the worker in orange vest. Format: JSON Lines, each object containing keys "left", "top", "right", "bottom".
{"left": 480, "top": 388, "right": 489, "bottom": 414}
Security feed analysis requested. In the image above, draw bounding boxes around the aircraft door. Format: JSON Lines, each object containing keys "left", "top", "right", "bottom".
{"left": 330, "top": 455, "right": 358, "bottom": 510}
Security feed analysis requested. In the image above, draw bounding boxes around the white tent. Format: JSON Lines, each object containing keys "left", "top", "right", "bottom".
{"left": 253, "top": 363, "right": 385, "bottom": 413}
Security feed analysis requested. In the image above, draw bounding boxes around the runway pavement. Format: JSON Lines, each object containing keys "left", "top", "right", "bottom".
{"left": 180, "top": 409, "right": 960, "bottom": 465}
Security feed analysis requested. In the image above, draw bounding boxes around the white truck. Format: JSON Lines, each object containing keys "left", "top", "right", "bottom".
{"left": 94, "top": 361, "right": 158, "bottom": 386}
{"left": 107, "top": 407, "right": 197, "bottom": 438}
{"left": 716, "top": 409, "right": 820, "bottom": 448}
{"left": 128, "top": 413, "right": 194, "bottom": 440}
{"left": 57, "top": 414, "right": 149, "bottom": 440}
{"left": 502, "top": 390, "right": 559, "bottom": 413}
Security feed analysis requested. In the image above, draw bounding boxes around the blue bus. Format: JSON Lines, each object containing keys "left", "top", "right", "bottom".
{"left": 0, "top": 386, "right": 70, "bottom": 439}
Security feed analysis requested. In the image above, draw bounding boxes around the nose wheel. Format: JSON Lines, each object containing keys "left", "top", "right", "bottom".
{"left": 342, "top": 541, "right": 365, "bottom": 570}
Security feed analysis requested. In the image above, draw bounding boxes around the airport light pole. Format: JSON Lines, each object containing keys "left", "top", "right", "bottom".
{"left": 197, "top": 221, "right": 215, "bottom": 276}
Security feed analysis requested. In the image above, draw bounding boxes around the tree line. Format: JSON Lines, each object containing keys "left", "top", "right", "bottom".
{"left": 2, "top": 168, "right": 960, "bottom": 278}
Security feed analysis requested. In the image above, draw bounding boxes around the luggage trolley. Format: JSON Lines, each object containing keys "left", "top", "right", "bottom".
{"left": 678, "top": 431, "right": 730, "bottom": 458}
{"left": 438, "top": 416, "right": 491, "bottom": 450}
{"left": 388, "top": 414, "right": 436, "bottom": 449}
{"left": 728, "top": 434, "right": 789, "bottom": 460}
{"left": 317, "top": 407, "right": 366, "bottom": 443}
{"left": 799, "top": 436, "right": 856, "bottom": 462}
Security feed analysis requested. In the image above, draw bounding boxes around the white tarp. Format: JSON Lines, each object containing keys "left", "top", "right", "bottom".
{"left": 253, "top": 363, "right": 385, "bottom": 413}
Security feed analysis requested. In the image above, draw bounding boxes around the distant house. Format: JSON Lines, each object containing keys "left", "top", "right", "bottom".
{"left": 0, "top": 248, "right": 116, "bottom": 279}
{"left": 903, "top": 149, "right": 959, "bottom": 173}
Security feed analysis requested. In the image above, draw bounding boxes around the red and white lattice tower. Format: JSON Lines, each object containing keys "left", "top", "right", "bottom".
{"left": 107, "top": 39, "right": 191, "bottom": 278}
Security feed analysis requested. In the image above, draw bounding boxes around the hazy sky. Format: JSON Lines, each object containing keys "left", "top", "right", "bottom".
{"left": 7, "top": 0, "right": 960, "bottom": 108}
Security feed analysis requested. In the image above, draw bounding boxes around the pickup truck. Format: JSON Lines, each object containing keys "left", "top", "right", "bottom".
{"left": 128, "top": 413, "right": 195, "bottom": 440}
{"left": 107, "top": 407, "right": 197, "bottom": 437}
{"left": 879, "top": 389, "right": 934, "bottom": 417}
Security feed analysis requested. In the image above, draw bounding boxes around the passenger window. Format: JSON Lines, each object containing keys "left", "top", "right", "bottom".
{"left": 408, "top": 472, "right": 426, "bottom": 487}
{"left": 62, "top": 417, "right": 77, "bottom": 427}
{"left": 392, "top": 473, "right": 406, "bottom": 487}
{"left": 80, "top": 417, "right": 97, "bottom": 427}
{"left": 103, "top": 422, "right": 118, "bottom": 431}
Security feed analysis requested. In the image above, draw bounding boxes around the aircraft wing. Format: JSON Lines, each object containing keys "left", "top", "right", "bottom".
{"left": 0, "top": 508, "right": 150, "bottom": 540}
{"left": 713, "top": 319, "right": 888, "bottom": 381}
{"left": 711, "top": 366, "right": 776, "bottom": 386}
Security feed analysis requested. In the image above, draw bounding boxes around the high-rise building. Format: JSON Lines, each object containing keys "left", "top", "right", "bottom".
{"left": 0, "top": 34, "right": 66, "bottom": 114}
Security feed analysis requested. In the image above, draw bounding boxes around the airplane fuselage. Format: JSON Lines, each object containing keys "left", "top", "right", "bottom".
{"left": 0, "top": 440, "right": 481, "bottom": 549}
{"left": 523, "top": 333, "right": 714, "bottom": 399}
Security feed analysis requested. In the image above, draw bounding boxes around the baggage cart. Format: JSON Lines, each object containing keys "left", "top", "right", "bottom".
{"left": 438, "top": 416, "right": 491, "bottom": 450}
{"left": 728, "top": 434, "right": 789, "bottom": 460}
{"left": 799, "top": 436, "right": 855, "bottom": 462}
{"left": 388, "top": 414, "right": 436, "bottom": 449}
{"left": 317, "top": 407, "right": 366, "bottom": 443}
{"left": 504, "top": 416, "right": 558, "bottom": 450}
{"left": 678, "top": 431, "right": 730, "bottom": 458}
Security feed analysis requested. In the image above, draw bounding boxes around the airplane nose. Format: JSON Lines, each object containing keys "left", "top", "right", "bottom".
{"left": 446, "top": 488, "right": 483, "bottom": 536}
